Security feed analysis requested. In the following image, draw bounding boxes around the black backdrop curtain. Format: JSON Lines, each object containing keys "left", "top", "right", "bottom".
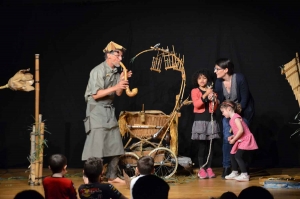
{"left": 0, "top": 0, "right": 300, "bottom": 168}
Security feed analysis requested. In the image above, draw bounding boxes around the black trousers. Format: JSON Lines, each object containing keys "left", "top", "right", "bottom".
{"left": 230, "top": 149, "right": 251, "bottom": 173}
{"left": 197, "top": 139, "right": 215, "bottom": 168}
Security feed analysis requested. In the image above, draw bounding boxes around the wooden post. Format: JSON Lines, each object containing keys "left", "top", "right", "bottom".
{"left": 35, "top": 54, "right": 40, "bottom": 136}
{"left": 38, "top": 121, "right": 45, "bottom": 185}
{"left": 28, "top": 54, "right": 43, "bottom": 186}
{"left": 29, "top": 125, "right": 36, "bottom": 185}
{"left": 170, "top": 95, "right": 179, "bottom": 156}
{"left": 34, "top": 54, "right": 40, "bottom": 185}
{"left": 140, "top": 104, "right": 145, "bottom": 124}
{"left": 35, "top": 115, "right": 42, "bottom": 185}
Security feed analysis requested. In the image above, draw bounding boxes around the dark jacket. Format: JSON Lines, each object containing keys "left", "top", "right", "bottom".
{"left": 215, "top": 73, "right": 255, "bottom": 123}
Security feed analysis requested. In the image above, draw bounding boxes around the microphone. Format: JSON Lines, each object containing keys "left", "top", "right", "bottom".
{"left": 153, "top": 43, "right": 160, "bottom": 48}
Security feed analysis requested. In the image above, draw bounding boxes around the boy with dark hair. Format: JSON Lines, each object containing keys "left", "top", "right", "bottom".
{"left": 135, "top": 155, "right": 154, "bottom": 175}
{"left": 78, "top": 157, "right": 128, "bottom": 199}
{"left": 129, "top": 156, "right": 154, "bottom": 199}
{"left": 42, "top": 154, "right": 77, "bottom": 199}
{"left": 130, "top": 156, "right": 169, "bottom": 199}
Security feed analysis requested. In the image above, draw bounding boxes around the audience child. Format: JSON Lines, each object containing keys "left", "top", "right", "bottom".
{"left": 132, "top": 174, "right": 170, "bottom": 199}
{"left": 238, "top": 186, "right": 274, "bottom": 199}
{"left": 14, "top": 190, "right": 44, "bottom": 199}
{"left": 130, "top": 156, "right": 155, "bottom": 199}
{"left": 210, "top": 191, "right": 237, "bottom": 199}
{"left": 220, "top": 191, "right": 238, "bottom": 199}
{"left": 42, "top": 154, "right": 77, "bottom": 199}
{"left": 78, "top": 157, "right": 128, "bottom": 199}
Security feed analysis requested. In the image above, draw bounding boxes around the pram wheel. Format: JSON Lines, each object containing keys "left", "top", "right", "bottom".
{"left": 148, "top": 147, "right": 178, "bottom": 179}
{"left": 117, "top": 152, "right": 139, "bottom": 179}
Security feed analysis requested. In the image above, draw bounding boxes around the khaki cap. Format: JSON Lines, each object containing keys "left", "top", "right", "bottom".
{"left": 103, "top": 41, "right": 126, "bottom": 53}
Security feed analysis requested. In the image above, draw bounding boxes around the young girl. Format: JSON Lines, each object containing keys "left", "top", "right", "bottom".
{"left": 220, "top": 100, "right": 258, "bottom": 181}
{"left": 191, "top": 69, "right": 220, "bottom": 179}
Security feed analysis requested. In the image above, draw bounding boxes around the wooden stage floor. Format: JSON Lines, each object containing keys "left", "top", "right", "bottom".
{"left": 0, "top": 167, "right": 299, "bottom": 199}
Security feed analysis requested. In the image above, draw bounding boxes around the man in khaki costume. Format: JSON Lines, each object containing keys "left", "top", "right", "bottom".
{"left": 82, "top": 41, "right": 132, "bottom": 183}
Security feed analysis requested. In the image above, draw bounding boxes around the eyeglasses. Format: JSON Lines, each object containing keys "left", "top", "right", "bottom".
{"left": 112, "top": 54, "right": 124, "bottom": 59}
{"left": 214, "top": 67, "right": 224, "bottom": 71}
{"left": 110, "top": 51, "right": 124, "bottom": 59}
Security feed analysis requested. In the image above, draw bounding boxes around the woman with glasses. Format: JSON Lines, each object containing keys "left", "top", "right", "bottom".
{"left": 214, "top": 58, "right": 255, "bottom": 179}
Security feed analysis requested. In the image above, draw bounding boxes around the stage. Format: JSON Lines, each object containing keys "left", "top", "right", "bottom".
{"left": 0, "top": 167, "right": 299, "bottom": 199}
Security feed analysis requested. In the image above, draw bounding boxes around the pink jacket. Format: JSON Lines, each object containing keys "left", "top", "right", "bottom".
{"left": 191, "top": 88, "right": 218, "bottom": 113}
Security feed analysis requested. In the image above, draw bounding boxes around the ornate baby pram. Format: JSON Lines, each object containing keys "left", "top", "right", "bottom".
{"left": 118, "top": 109, "right": 179, "bottom": 179}
{"left": 116, "top": 44, "right": 191, "bottom": 179}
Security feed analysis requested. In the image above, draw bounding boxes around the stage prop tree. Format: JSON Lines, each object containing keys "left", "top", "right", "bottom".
{"left": 28, "top": 54, "right": 47, "bottom": 186}
{"left": 0, "top": 55, "right": 46, "bottom": 186}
